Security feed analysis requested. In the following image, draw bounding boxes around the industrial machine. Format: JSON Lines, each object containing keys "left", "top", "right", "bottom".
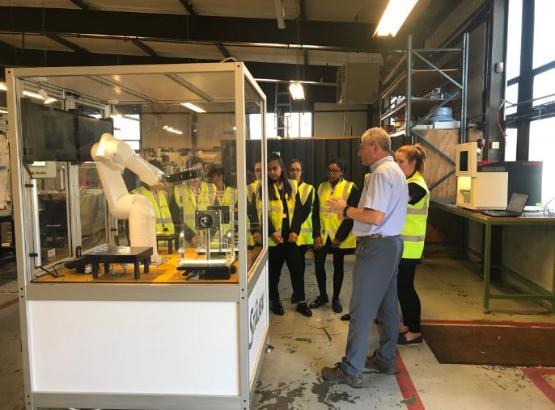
{"left": 455, "top": 142, "right": 508, "bottom": 210}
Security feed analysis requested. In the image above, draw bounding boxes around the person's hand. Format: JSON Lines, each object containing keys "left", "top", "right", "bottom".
{"left": 252, "top": 232, "right": 262, "bottom": 245}
{"left": 313, "top": 236, "right": 323, "bottom": 250}
{"left": 288, "top": 232, "right": 298, "bottom": 243}
{"left": 271, "top": 232, "right": 284, "bottom": 244}
{"left": 331, "top": 239, "right": 341, "bottom": 248}
{"left": 326, "top": 198, "right": 346, "bottom": 215}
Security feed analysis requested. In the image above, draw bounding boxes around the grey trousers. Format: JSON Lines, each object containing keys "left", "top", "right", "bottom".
{"left": 341, "top": 235, "right": 403, "bottom": 376}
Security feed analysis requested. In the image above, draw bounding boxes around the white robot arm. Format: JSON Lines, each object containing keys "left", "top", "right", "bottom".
{"left": 91, "top": 133, "right": 164, "bottom": 260}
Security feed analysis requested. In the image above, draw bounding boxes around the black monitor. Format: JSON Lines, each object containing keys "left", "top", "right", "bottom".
{"left": 21, "top": 100, "right": 77, "bottom": 163}
{"left": 480, "top": 161, "right": 543, "bottom": 206}
{"left": 76, "top": 115, "right": 113, "bottom": 162}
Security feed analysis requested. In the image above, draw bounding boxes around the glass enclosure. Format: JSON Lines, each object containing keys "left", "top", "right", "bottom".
{"left": 10, "top": 63, "right": 266, "bottom": 285}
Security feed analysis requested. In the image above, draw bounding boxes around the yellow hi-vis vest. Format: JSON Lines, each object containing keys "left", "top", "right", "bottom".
{"left": 317, "top": 179, "right": 356, "bottom": 249}
{"left": 296, "top": 182, "right": 315, "bottom": 246}
{"left": 401, "top": 171, "right": 429, "bottom": 259}
{"left": 134, "top": 186, "right": 175, "bottom": 235}
{"left": 268, "top": 179, "right": 297, "bottom": 247}
{"left": 174, "top": 181, "right": 217, "bottom": 232}
{"left": 216, "top": 186, "right": 237, "bottom": 235}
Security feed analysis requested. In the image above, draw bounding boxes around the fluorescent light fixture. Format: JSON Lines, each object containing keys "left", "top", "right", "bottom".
{"left": 181, "top": 102, "right": 206, "bottom": 113}
{"left": 44, "top": 97, "right": 57, "bottom": 105}
{"left": 163, "top": 125, "right": 183, "bottom": 135}
{"left": 289, "top": 82, "right": 305, "bottom": 100}
{"left": 23, "top": 90, "right": 45, "bottom": 100}
{"left": 374, "top": 0, "right": 418, "bottom": 37}
{"left": 0, "top": 82, "right": 6, "bottom": 91}
{"left": 0, "top": 108, "right": 7, "bottom": 114}
{"left": 89, "top": 113, "right": 103, "bottom": 119}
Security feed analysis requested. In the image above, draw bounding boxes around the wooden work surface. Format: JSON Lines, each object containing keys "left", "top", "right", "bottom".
{"left": 33, "top": 247, "right": 263, "bottom": 284}
{"left": 431, "top": 199, "right": 555, "bottom": 225}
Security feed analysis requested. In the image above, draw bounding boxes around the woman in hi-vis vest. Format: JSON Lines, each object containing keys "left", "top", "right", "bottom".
{"left": 266, "top": 154, "right": 312, "bottom": 317}
{"left": 394, "top": 144, "right": 430, "bottom": 346}
{"left": 311, "top": 158, "right": 360, "bottom": 314}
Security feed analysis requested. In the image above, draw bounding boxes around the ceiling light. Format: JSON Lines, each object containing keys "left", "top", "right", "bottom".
{"left": 0, "top": 82, "right": 7, "bottom": 91}
{"left": 181, "top": 102, "right": 206, "bottom": 113}
{"left": 0, "top": 109, "right": 7, "bottom": 114}
{"left": 163, "top": 125, "right": 183, "bottom": 135}
{"left": 374, "top": 0, "right": 418, "bottom": 37}
{"left": 38, "top": 89, "right": 57, "bottom": 105}
{"left": 289, "top": 82, "right": 305, "bottom": 100}
{"left": 23, "top": 90, "right": 45, "bottom": 101}
{"left": 89, "top": 113, "right": 103, "bottom": 119}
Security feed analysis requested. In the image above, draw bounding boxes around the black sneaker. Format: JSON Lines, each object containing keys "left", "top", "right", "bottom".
{"left": 321, "top": 363, "right": 363, "bottom": 388}
{"left": 270, "top": 300, "right": 285, "bottom": 315}
{"left": 332, "top": 299, "right": 343, "bottom": 313}
{"left": 364, "top": 352, "right": 397, "bottom": 375}
{"left": 296, "top": 302, "right": 312, "bottom": 317}
{"left": 309, "top": 295, "right": 329, "bottom": 308}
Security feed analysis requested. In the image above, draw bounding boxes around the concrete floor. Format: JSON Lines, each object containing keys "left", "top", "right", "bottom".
{"left": 1, "top": 255, "right": 554, "bottom": 410}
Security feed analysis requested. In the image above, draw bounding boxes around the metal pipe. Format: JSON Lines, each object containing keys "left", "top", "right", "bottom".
{"left": 460, "top": 32, "right": 470, "bottom": 143}
{"left": 405, "top": 35, "right": 412, "bottom": 142}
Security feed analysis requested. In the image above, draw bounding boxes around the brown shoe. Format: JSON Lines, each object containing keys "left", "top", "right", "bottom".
{"left": 364, "top": 352, "right": 397, "bottom": 375}
{"left": 321, "top": 363, "right": 363, "bottom": 388}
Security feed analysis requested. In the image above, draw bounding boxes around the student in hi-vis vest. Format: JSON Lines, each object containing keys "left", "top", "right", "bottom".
{"left": 394, "top": 144, "right": 430, "bottom": 346}
{"left": 247, "top": 161, "right": 263, "bottom": 247}
{"left": 287, "top": 159, "right": 315, "bottom": 304}
{"left": 171, "top": 157, "right": 216, "bottom": 248}
{"left": 311, "top": 158, "right": 360, "bottom": 314}
{"left": 267, "top": 154, "right": 312, "bottom": 317}
{"left": 207, "top": 164, "right": 237, "bottom": 246}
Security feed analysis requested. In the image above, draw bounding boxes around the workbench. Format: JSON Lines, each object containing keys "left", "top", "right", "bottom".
{"left": 431, "top": 200, "right": 555, "bottom": 312}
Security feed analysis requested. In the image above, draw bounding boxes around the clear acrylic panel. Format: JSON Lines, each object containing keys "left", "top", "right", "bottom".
{"left": 79, "top": 163, "right": 107, "bottom": 250}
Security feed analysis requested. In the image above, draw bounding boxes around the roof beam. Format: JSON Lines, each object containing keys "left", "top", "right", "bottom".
{"left": 177, "top": 0, "right": 196, "bottom": 16}
{"left": 45, "top": 33, "right": 89, "bottom": 53}
{"left": 0, "top": 42, "right": 337, "bottom": 83}
{"left": 131, "top": 39, "right": 158, "bottom": 57}
{"left": 69, "top": 0, "right": 95, "bottom": 10}
{"left": 0, "top": 6, "right": 396, "bottom": 52}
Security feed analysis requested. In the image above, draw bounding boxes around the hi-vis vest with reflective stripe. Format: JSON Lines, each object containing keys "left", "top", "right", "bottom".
{"left": 296, "top": 182, "right": 314, "bottom": 246}
{"left": 317, "top": 179, "right": 356, "bottom": 249}
{"left": 134, "top": 186, "right": 175, "bottom": 235}
{"left": 174, "top": 181, "right": 217, "bottom": 231}
{"left": 401, "top": 171, "right": 429, "bottom": 259}
{"left": 268, "top": 179, "right": 297, "bottom": 247}
{"left": 216, "top": 186, "right": 237, "bottom": 235}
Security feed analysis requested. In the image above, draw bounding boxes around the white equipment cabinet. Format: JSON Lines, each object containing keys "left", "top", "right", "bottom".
{"left": 6, "top": 63, "right": 269, "bottom": 410}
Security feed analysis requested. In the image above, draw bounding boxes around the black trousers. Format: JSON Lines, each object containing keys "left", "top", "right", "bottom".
{"left": 397, "top": 260, "right": 421, "bottom": 332}
{"left": 314, "top": 238, "right": 351, "bottom": 301}
{"left": 269, "top": 242, "right": 306, "bottom": 303}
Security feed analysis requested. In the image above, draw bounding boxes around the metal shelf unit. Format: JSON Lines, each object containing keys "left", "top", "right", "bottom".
{"left": 379, "top": 33, "right": 470, "bottom": 144}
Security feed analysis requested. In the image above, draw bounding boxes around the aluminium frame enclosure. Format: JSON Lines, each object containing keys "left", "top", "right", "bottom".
{"left": 7, "top": 62, "right": 269, "bottom": 410}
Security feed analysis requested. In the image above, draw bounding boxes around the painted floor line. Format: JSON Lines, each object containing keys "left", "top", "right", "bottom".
{"left": 522, "top": 367, "right": 555, "bottom": 405}
{"left": 395, "top": 350, "right": 425, "bottom": 410}
{"left": 422, "top": 318, "right": 555, "bottom": 328}
{"left": 0, "top": 297, "right": 18, "bottom": 312}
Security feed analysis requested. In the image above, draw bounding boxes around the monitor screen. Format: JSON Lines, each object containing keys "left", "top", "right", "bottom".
{"left": 76, "top": 115, "right": 113, "bottom": 162}
{"left": 21, "top": 100, "right": 77, "bottom": 163}
{"left": 459, "top": 151, "right": 468, "bottom": 172}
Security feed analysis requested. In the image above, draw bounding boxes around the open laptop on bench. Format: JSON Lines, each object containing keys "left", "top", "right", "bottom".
{"left": 482, "top": 192, "right": 529, "bottom": 217}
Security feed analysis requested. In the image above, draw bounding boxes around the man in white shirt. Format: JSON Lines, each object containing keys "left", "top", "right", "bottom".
{"left": 321, "top": 127, "right": 408, "bottom": 387}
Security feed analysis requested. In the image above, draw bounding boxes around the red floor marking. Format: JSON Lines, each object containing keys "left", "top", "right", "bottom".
{"left": 422, "top": 318, "right": 555, "bottom": 328}
{"left": 395, "top": 350, "right": 425, "bottom": 410}
{"left": 522, "top": 367, "right": 555, "bottom": 404}
{"left": 0, "top": 297, "right": 18, "bottom": 311}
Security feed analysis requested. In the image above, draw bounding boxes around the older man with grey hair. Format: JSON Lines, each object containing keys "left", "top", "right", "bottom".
{"left": 321, "top": 127, "right": 408, "bottom": 387}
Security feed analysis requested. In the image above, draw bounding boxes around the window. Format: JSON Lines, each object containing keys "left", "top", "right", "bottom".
{"left": 284, "top": 112, "right": 312, "bottom": 138}
{"left": 529, "top": 117, "right": 555, "bottom": 202}
{"left": 506, "top": 0, "right": 522, "bottom": 80}
{"left": 248, "top": 113, "right": 277, "bottom": 139}
{"left": 532, "top": 0, "right": 555, "bottom": 69}
{"left": 113, "top": 114, "right": 140, "bottom": 150}
{"left": 504, "top": 128, "right": 517, "bottom": 161}
{"left": 532, "top": 68, "right": 555, "bottom": 106}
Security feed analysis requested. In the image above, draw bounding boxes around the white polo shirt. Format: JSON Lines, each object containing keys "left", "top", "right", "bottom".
{"left": 352, "top": 156, "right": 408, "bottom": 237}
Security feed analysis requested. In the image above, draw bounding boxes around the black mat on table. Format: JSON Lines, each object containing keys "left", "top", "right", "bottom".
{"left": 422, "top": 324, "right": 555, "bottom": 367}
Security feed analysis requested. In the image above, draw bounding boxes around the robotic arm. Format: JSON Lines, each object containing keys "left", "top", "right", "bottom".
{"left": 91, "top": 133, "right": 164, "bottom": 260}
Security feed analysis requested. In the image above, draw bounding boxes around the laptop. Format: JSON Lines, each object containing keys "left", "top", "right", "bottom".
{"left": 482, "top": 193, "right": 529, "bottom": 217}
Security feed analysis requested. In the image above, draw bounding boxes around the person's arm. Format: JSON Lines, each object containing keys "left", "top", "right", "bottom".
{"left": 312, "top": 194, "right": 321, "bottom": 238}
{"left": 335, "top": 184, "right": 360, "bottom": 242}
{"left": 290, "top": 191, "right": 311, "bottom": 234}
{"left": 408, "top": 182, "right": 426, "bottom": 205}
{"left": 328, "top": 173, "right": 390, "bottom": 226}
